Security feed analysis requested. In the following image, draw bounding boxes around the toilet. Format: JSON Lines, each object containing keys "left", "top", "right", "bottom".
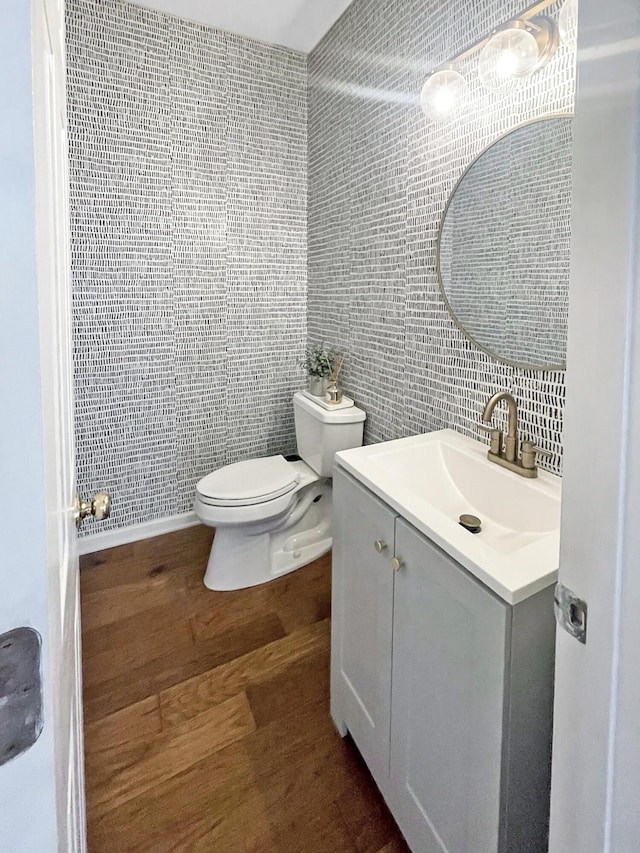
{"left": 194, "top": 390, "right": 366, "bottom": 590}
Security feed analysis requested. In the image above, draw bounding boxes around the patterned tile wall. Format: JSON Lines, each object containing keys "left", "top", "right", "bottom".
{"left": 308, "top": 0, "right": 575, "bottom": 473}
{"left": 67, "top": 0, "right": 307, "bottom": 534}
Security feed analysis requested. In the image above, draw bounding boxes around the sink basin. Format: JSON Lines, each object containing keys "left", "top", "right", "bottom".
{"left": 334, "top": 429, "right": 562, "bottom": 604}
{"left": 370, "top": 434, "right": 560, "bottom": 541}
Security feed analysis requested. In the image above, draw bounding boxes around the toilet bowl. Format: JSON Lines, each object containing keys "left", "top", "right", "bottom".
{"left": 194, "top": 391, "right": 366, "bottom": 590}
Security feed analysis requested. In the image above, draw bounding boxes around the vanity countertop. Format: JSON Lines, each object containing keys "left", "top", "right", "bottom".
{"left": 334, "top": 428, "right": 562, "bottom": 605}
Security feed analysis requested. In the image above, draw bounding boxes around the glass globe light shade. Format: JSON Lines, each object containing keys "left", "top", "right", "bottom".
{"left": 478, "top": 26, "right": 540, "bottom": 91}
{"left": 420, "top": 69, "right": 468, "bottom": 122}
{"left": 559, "top": 0, "right": 578, "bottom": 47}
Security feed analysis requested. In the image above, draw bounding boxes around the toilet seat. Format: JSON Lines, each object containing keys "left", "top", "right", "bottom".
{"left": 196, "top": 455, "right": 299, "bottom": 508}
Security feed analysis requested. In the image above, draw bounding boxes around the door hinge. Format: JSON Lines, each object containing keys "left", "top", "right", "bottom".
{"left": 554, "top": 582, "right": 587, "bottom": 644}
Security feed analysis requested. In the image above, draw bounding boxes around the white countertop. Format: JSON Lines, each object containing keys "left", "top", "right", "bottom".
{"left": 335, "top": 429, "right": 562, "bottom": 605}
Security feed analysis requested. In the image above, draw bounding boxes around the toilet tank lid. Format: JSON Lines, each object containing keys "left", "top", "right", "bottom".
{"left": 196, "top": 455, "right": 298, "bottom": 502}
{"left": 293, "top": 391, "right": 366, "bottom": 424}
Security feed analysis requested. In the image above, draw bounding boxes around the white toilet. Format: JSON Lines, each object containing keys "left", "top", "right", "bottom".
{"left": 194, "top": 390, "right": 366, "bottom": 590}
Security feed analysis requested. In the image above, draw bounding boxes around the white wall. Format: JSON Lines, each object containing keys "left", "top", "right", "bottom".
{"left": 0, "top": 3, "right": 58, "bottom": 850}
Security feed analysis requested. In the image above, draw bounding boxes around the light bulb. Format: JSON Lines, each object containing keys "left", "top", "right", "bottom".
{"left": 420, "top": 69, "right": 468, "bottom": 122}
{"left": 478, "top": 26, "right": 540, "bottom": 91}
{"left": 559, "top": 0, "right": 578, "bottom": 47}
{"left": 496, "top": 48, "right": 521, "bottom": 78}
{"left": 433, "top": 86, "right": 455, "bottom": 113}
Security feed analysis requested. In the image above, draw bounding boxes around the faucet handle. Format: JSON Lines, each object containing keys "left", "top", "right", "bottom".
{"left": 478, "top": 423, "right": 502, "bottom": 456}
{"left": 521, "top": 440, "right": 553, "bottom": 470}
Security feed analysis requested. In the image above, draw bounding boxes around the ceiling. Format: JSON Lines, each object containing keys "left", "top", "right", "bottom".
{"left": 127, "top": 0, "right": 355, "bottom": 53}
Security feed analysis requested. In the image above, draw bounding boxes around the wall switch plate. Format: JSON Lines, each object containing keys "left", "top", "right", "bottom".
{"left": 0, "top": 627, "right": 44, "bottom": 766}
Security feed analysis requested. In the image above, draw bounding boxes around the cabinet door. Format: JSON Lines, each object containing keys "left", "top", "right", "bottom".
{"left": 331, "top": 468, "right": 396, "bottom": 789}
{"left": 390, "top": 519, "right": 508, "bottom": 853}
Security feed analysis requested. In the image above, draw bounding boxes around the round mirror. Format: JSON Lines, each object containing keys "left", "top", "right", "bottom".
{"left": 437, "top": 115, "right": 573, "bottom": 370}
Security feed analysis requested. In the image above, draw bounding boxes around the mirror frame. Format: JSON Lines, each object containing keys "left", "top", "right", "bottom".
{"left": 436, "top": 113, "right": 574, "bottom": 372}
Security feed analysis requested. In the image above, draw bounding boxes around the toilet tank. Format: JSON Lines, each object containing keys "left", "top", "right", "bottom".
{"left": 293, "top": 391, "right": 366, "bottom": 477}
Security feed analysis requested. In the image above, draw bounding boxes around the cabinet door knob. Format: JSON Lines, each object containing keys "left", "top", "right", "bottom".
{"left": 391, "top": 556, "right": 404, "bottom": 572}
{"left": 374, "top": 539, "right": 388, "bottom": 553}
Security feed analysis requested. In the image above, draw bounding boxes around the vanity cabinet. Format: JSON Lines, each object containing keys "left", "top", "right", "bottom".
{"left": 330, "top": 466, "right": 397, "bottom": 789}
{"left": 331, "top": 467, "right": 556, "bottom": 853}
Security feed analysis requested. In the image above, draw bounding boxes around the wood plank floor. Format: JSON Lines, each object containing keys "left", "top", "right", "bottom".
{"left": 80, "top": 525, "right": 409, "bottom": 852}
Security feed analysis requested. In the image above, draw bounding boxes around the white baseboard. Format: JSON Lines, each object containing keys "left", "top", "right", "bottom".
{"left": 77, "top": 511, "right": 200, "bottom": 555}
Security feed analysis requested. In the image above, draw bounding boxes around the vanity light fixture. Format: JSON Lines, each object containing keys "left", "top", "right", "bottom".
{"left": 420, "top": 67, "right": 469, "bottom": 121}
{"left": 419, "top": 0, "right": 563, "bottom": 123}
{"left": 478, "top": 18, "right": 559, "bottom": 92}
{"left": 559, "top": 0, "right": 579, "bottom": 47}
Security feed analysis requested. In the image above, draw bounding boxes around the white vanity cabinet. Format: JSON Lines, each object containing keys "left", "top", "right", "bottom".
{"left": 331, "top": 467, "right": 556, "bottom": 853}
{"left": 330, "top": 465, "right": 397, "bottom": 789}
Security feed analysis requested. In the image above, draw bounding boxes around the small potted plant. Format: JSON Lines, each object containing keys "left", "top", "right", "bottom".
{"left": 302, "top": 342, "right": 338, "bottom": 396}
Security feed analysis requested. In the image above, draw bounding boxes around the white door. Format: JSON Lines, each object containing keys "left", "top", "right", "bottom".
{"left": 32, "top": 0, "right": 87, "bottom": 849}
{"left": 1, "top": 0, "right": 104, "bottom": 849}
{"left": 549, "top": 0, "right": 640, "bottom": 850}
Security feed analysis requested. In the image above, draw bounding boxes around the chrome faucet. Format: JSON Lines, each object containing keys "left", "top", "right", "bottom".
{"left": 480, "top": 391, "right": 548, "bottom": 478}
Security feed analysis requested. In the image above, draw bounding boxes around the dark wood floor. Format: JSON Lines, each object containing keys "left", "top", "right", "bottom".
{"left": 80, "top": 525, "right": 408, "bottom": 852}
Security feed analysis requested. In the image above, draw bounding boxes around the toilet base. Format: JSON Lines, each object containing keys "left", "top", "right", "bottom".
{"left": 203, "top": 482, "right": 332, "bottom": 591}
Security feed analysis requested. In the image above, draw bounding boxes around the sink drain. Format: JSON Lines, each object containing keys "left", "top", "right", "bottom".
{"left": 459, "top": 513, "right": 482, "bottom": 534}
